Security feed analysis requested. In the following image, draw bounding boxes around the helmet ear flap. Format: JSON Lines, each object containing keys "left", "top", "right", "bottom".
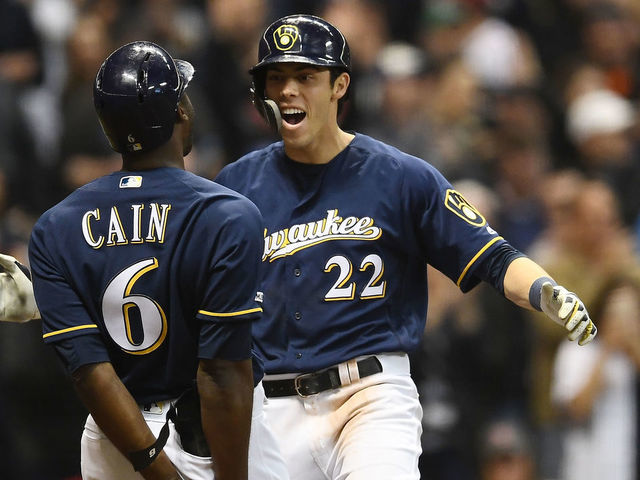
{"left": 250, "top": 80, "right": 281, "bottom": 132}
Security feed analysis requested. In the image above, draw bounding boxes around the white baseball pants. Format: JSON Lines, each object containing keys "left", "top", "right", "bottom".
{"left": 80, "top": 382, "right": 289, "bottom": 479}
{"left": 263, "top": 353, "right": 423, "bottom": 480}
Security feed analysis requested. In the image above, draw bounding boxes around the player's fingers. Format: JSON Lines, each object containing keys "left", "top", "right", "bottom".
{"left": 558, "top": 293, "right": 578, "bottom": 320}
{"left": 578, "top": 322, "right": 597, "bottom": 346}
{"left": 541, "top": 282, "right": 556, "bottom": 305}
{"left": 564, "top": 302, "right": 585, "bottom": 331}
{"left": 0, "top": 254, "right": 17, "bottom": 272}
{"left": 567, "top": 315, "right": 589, "bottom": 341}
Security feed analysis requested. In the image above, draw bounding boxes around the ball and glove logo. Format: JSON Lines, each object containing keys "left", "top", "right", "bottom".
{"left": 273, "top": 25, "right": 299, "bottom": 51}
{"left": 444, "top": 189, "right": 486, "bottom": 227}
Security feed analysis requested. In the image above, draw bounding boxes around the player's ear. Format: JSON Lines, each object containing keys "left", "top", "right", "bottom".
{"left": 176, "top": 104, "right": 189, "bottom": 123}
{"left": 331, "top": 72, "right": 350, "bottom": 101}
{"left": 176, "top": 94, "right": 193, "bottom": 124}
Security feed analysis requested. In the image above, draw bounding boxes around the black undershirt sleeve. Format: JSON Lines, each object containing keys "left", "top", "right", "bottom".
{"left": 474, "top": 242, "right": 527, "bottom": 296}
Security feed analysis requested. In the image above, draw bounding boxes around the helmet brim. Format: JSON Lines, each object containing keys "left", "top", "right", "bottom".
{"left": 249, "top": 56, "right": 350, "bottom": 74}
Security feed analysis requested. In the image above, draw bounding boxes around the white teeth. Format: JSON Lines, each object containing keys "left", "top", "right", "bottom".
{"left": 281, "top": 108, "right": 304, "bottom": 115}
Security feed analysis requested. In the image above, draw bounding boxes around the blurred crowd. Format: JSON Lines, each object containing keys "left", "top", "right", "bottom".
{"left": 1, "top": 0, "right": 640, "bottom": 478}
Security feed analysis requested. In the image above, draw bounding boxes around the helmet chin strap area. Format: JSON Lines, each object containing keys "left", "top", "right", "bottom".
{"left": 251, "top": 86, "right": 282, "bottom": 132}
{"left": 262, "top": 99, "right": 282, "bottom": 132}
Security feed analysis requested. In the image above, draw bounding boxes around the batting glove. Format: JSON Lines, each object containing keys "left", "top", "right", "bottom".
{"left": 0, "top": 253, "right": 40, "bottom": 322}
{"left": 540, "top": 282, "right": 596, "bottom": 346}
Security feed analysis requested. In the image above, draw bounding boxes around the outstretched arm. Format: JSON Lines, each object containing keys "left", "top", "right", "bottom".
{"left": 503, "top": 256, "right": 597, "bottom": 345}
{"left": 0, "top": 253, "right": 40, "bottom": 322}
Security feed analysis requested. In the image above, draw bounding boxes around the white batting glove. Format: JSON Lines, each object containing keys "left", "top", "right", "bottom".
{"left": 540, "top": 282, "right": 596, "bottom": 346}
{"left": 0, "top": 253, "right": 40, "bottom": 322}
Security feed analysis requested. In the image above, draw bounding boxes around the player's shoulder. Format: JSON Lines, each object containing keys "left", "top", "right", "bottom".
{"left": 349, "top": 133, "right": 444, "bottom": 178}
{"left": 216, "top": 141, "right": 284, "bottom": 184}
{"left": 172, "top": 169, "right": 262, "bottom": 221}
{"left": 32, "top": 174, "right": 114, "bottom": 232}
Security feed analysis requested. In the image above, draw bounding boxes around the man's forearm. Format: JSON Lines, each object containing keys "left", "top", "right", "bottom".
{"left": 197, "top": 358, "right": 253, "bottom": 480}
{"left": 503, "top": 256, "right": 551, "bottom": 310}
{"left": 73, "top": 362, "right": 179, "bottom": 479}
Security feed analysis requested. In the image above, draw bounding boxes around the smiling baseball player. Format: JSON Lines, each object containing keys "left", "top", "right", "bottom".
{"left": 213, "top": 14, "right": 597, "bottom": 480}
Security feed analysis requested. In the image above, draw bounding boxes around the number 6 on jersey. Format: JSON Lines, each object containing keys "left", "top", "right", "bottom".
{"left": 102, "top": 257, "right": 168, "bottom": 354}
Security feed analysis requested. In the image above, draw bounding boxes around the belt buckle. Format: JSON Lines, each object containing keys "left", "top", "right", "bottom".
{"left": 293, "top": 372, "right": 315, "bottom": 398}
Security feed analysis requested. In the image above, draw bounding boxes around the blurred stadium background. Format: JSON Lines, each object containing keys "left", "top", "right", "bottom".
{"left": 1, "top": 0, "right": 639, "bottom": 479}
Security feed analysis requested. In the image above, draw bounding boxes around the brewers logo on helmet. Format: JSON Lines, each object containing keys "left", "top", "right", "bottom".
{"left": 273, "top": 25, "right": 299, "bottom": 51}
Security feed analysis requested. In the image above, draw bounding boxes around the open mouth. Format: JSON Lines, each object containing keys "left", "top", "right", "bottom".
{"left": 281, "top": 107, "right": 306, "bottom": 125}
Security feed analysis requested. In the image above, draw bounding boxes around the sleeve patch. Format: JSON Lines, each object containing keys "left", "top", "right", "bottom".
{"left": 444, "top": 189, "right": 486, "bottom": 227}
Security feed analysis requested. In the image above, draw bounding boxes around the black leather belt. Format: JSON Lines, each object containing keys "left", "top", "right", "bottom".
{"left": 263, "top": 356, "right": 383, "bottom": 398}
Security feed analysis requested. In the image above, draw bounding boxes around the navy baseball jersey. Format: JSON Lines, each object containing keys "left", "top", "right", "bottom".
{"left": 29, "top": 167, "right": 264, "bottom": 404}
{"left": 215, "top": 133, "right": 507, "bottom": 374}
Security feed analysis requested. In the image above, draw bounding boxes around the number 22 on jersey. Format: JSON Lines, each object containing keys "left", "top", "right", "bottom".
{"left": 324, "top": 253, "right": 386, "bottom": 301}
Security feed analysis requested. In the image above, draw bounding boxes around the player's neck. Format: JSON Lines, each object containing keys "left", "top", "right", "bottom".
{"left": 121, "top": 145, "right": 185, "bottom": 172}
{"left": 285, "top": 129, "right": 354, "bottom": 165}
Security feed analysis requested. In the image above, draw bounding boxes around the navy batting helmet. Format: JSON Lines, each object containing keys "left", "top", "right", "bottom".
{"left": 249, "top": 15, "right": 351, "bottom": 131}
{"left": 250, "top": 14, "right": 351, "bottom": 75}
{"left": 94, "top": 41, "right": 195, "bottom": 153}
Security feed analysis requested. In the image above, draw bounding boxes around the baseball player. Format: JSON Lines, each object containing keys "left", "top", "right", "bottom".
{"left": 212, "top": 14, "right": 598, "bottom": 480}
{"left": 13, "top": 41, "right": 288, "bottom": 480}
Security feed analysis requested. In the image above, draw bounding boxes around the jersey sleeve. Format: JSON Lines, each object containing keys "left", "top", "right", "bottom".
{"left": 29, "top": 216, "right": 103, "bottom": 343}
{"left": 405, "top": 161, "right": 506, "bottom": 292}
{"left": 195, "top": 196, "right": 264, "bottom": 323}
{"left": 194, "top": 195, "right": 264, "bottom": 358}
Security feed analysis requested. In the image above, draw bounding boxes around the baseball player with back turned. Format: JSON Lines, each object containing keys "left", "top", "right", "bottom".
{"left": 6, "top": 41, "right": 288, "bottom": 480}
{"left": 213, "top": 14, "right": 598, "bottom": 480}
{"left": 0, "top": 16, "right": 597, "bottom": 480}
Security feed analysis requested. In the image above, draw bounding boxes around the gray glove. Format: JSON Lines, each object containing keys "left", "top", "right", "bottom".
{"left": 0, "top": 253, "right": 40, "bottom": 322}
{"left": 541, "top": 282, "right": 596, "bottom": 346}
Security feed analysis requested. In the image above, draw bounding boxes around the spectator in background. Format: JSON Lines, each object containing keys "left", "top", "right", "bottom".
{"left": 526, "top": 177, "right": 638, "bottom": 478}
{"left": 478, "top": 418, "right": 538, "bottom": 480}
{"left": 491, "top": 136, "right": 550, "bottom": 253}
{"left": 320, "top": 0, "right": 390, "bottom": 130}
{"left": 358, "top": 41, "right": 438, "bottom": 161}
{"left": 489, "top": 86, "right": 553, "bottom": 150}
{"left": 55, "top": 14, "right": 119, "bottom": 201}
{"left": 0, "top": 0, "right": 43, "bottom": 218}
{"left": 578, "top": 2, "right": 640, "bottom": 101}
{"left": 117, "top": 0, "right": 207, "bottom": 57}
{"left": 527, "top": 169, "right": 586, "bottom": 267}
{"left": 420, "top": 0, "right": 542, "bottom": 92}
{"left": 565, "top": 87, "right": 640, "bottom": 225}
{"left": 424, "top": 57, "right": 489, "bottom": 180}
{"left": 195, "top": 0, "right": 273, "bottom": 171}
{"left": 552, "top": 272, "right": 640, "bottom": 480}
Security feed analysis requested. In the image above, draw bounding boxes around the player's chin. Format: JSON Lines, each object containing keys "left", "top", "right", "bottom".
{"left": 281, "top": 120, "right": 304, "bottom": 133}
{"left": 280, "top": 121, "right": 307, "bottom": 142}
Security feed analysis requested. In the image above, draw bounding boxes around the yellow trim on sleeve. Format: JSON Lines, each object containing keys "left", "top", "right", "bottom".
{"left": 198, "top": 307, "right": 263, "bottom": 318}
{"left": 43, "top": 324, "right": 99, "bottom": 339}
{"left": 456, "top": 236, "right": 504, "bottom": 287}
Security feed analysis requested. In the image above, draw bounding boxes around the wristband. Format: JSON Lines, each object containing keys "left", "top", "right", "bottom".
{"left": 529, "top": 276, "right": 557, "bottom": 311}
{"left": 128, "top": 404, "right": 175, "bottom": 471}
